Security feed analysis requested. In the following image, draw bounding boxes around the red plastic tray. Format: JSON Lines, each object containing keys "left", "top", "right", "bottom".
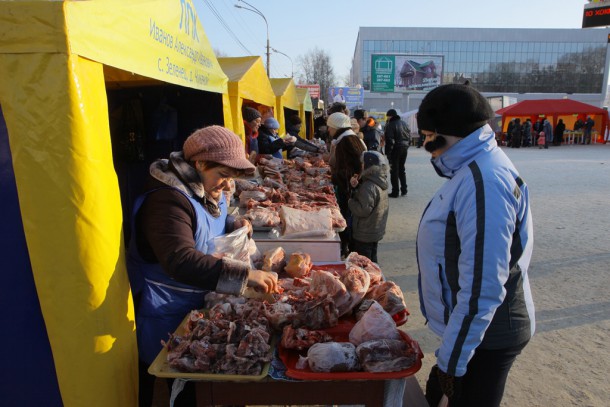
{"left": 278, "top": 319, "right": 423, "bottom": 380}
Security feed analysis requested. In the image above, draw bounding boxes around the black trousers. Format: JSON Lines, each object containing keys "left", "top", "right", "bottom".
{"left": 425, "top": 340, "right": 528, "bottom": 407}
{"left": 351, "top": 239, "right": 378, "bottom": 263}
{"left": 335, "top": 185, "right": 352, "bottom": 256}
{"left": 389, "top": 145, "right": 409, "bottom": 195}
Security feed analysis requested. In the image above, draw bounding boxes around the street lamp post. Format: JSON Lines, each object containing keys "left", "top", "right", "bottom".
{"left": 235, "top": 1, "right": 270, "bottom": 76}
{"left": 271, "top": 47, "right": 293, "bottom": 78}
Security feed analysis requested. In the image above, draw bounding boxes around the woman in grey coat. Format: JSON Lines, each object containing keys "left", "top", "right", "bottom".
{"left": 347, "top": 151, "right": 389, "bottom": 262}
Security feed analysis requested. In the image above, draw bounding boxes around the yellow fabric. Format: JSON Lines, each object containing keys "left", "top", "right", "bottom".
{"left": 0, "top": 51, "right": 137, "bottom": 406}
{"left": 0, "top": 1, "right": 231, "bottom": 405}
{"left": 218, "top": 56, "right": 275, "bottom": 141}
{"left": 0, "top": 1, "right": 67, "bottom": 54}
{"left": 65, "top": 0, "right": 227, "bottom": 94}
{"left": 296, "top": 87, "right": 313, "bottom": 138}
{"left": 270, "top": 78, "right": 299, "bottom": 134}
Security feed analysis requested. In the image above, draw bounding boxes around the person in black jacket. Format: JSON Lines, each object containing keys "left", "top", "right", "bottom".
{"left": 286, "top": 114, "right": 322, "bottom": 158}
{"left": 384, "top": 109, "right": 411, "bottom": 197}
{"left": 354, "top": 109, "right": 382, "bottom": 152}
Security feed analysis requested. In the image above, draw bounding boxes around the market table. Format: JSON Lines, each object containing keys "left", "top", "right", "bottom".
{"left": 190, "top": 377, "right": 388, "bottom": 406}
{"left": 252, "top": 231, "right": 342, "bottom": 262}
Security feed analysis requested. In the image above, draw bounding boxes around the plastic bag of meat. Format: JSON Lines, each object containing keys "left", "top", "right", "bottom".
{"left": 345, "top": 252, "right": 384, "bottom": 286}
{"left": 284, "top": 252, "right": 312, "bottom": 278}
{"left": 262, "top": 247, "right": 286, "bottom": 273}
{"left": 208, "top": 226, "right": 260, "bottom": 267}
{"left": 234, "top": 178, "right": 260, "bottom": 193}
{"left": 239, "top": 190, "right": 268, "bottom": 207}
{"left": 305, "top": 342, "right": 360, "bottom": 372}
{"left": 364, "top": 281, "right": 408, "bottom": 316}
{"left": 309, "top": 269, "right": 351, "bottom": 313}
{"left": 356, "top": 338, "right": 417, "bottom": 372}
{"left": 244, "top": 207, "right": 280, "bottom": 228}
{"left": 279, "top": 206, "right": 334, "bottom": 238}
{"left": 336, "top": 265, "right": 370, "bottom": 317}
{"left": 349, "top": 301, "right": 401, "bottom": 346}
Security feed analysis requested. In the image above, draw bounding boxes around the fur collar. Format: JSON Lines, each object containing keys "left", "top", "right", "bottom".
{"left": 149, "top": 151, "right": 222, "bottom": 216}
{"left": 149, "top": 151, "right": 204, "bottom": 198}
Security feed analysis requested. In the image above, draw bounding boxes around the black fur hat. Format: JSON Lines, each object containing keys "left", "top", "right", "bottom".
{"left": 417, "top": 82, "right": 494, "bottom": 137}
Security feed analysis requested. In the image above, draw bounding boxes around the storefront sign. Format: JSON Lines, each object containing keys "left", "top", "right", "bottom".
{"left": 297, "top": 84, "right": 320, "bottom": 99}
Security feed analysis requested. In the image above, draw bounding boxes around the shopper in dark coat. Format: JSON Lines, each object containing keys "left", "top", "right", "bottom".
{"left": 327, "top": 112, "right": 367, "bottom": 258}
{"left": 554, "top": 119, "right": 566, "bottom": 146}
{"left": 384, "top": 109, "right": 411, "bottom": 197}
{"left": 511, "top": 118, "right": 522, "bottom": 148}
{"left": 348, "top": 151, "right": 389, "bottom": 262}
{"left": 354, "top": 109, "right": 382, "bottom": 152}
{"left": 522, "top": 119, "right": 532, "bottom": 147}
{"left": 286, "top": 114, "right": 321, "bottom": 158}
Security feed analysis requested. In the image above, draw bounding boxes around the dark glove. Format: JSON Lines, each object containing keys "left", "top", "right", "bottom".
{"left": 437, "top": 367, "right": 463, "bottom": 401}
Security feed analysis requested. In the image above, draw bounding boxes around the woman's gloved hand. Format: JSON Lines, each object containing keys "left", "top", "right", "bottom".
{"left": 436, "top": 366, "right": 463, "bottom": 401}
{"left": 247, "top": 270, "right": 279, "bottom": 293}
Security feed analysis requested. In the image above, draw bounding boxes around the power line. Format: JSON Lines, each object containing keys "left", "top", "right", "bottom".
{"left": 202, "top": 0, "right": 252, "bottom": 55}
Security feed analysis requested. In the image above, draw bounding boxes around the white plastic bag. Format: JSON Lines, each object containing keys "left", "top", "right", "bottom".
{"left": 279, "top": 206, "right": 335, "bottom": 238}
{"left": 349, "top": 300, "right": 400, "bottom": 346}
{"left": 208, "top": 226, "right": 260, "bottom": 267}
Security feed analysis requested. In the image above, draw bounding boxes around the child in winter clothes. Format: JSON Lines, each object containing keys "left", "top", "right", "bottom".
{"left": 347, "top": 151, "right": 389, "bottom": 262}
{"left": 537, "top": 131, "right": 546, "bottom": 149}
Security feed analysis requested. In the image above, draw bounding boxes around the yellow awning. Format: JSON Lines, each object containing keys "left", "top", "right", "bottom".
{"left": 296, "top": 87, "right": 314, "bottom": 112}
{"left": 218, "top": 56, "right": 275, "bottom": 140}
{"left": 270, "top": 77, "right": 299, "bottom": 134}
{"left": 296, "top": 87, "right": 314, "bottom": 138}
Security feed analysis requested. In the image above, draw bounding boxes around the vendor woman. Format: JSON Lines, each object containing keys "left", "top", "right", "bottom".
{"left": 127, "top": 125, "right": 278, "bottom": 406}
{"left": 258, "top": 117, "right": 296, "bottom": 158}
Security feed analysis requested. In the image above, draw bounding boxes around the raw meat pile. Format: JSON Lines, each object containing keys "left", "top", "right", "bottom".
{"left": 163, "top": 302, "right": 273, "bottom": 375}
{"left": 265, "top": 250, "right": 408, "bottom": 320}
{"left": 163, "top": 250, "right": 410, "bottom": 375}
{"left": 235, "top": 156, "right": 347, "bottom": 230}
{"left": 253, "top": 248, "right": 408, "bottom": 329}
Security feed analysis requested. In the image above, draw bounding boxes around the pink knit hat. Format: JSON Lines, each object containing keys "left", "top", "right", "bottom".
{"left": 183, "top": 126, "right": 255, "bottom": 174}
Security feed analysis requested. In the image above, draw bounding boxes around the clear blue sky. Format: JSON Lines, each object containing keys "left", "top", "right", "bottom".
{"left": 196, "top": 0, "right": 592, "bottom": 83}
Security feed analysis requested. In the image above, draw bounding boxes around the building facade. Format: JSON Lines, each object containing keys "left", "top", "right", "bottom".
{"left": 351, "top": 27, "right": 610, "bottom": 114}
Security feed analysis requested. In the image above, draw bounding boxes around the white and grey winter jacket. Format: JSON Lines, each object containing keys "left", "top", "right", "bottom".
{"left": 416, "top": 125, "right": 535, "bottom": 377}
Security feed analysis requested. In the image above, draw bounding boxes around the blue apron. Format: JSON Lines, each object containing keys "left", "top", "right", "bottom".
{"left": 127, "top": 187, "right": 227, "bottom": 364}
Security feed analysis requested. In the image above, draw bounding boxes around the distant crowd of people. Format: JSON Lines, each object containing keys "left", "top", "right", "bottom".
{"left": 505, "top": 116, "right": 595, "bottom": 148}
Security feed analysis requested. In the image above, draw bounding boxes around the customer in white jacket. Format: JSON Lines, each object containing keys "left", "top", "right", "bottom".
{"left": 416, "top": 82, "right": 535, "bottom": 407}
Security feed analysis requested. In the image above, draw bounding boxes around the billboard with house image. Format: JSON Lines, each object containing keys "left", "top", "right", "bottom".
{"left": 372, "top": 54, "right": 443, "bottom": 92}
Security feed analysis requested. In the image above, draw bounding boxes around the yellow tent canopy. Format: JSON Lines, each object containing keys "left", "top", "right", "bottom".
{"left": 0, "top": 1, "right": 227, "bottom": 406}
{"left": 296, "top": 87, "right": 314, "bottom": 139}
{"left": 218, "top": 56, "right": 275, "bottom": 139}
{"left": 270, "top": 77, "right": 300, "bottom": 135}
